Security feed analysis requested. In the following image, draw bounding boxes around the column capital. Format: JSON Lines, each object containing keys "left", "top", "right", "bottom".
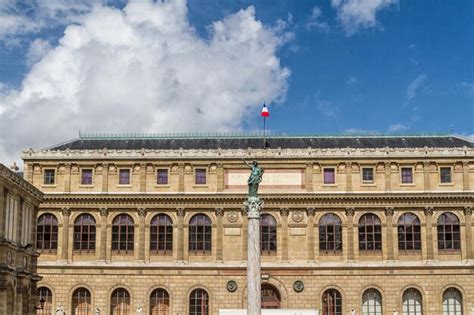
{"left": 385, "top": 207, "right": 394, "bottom": 216}
{"left": 306, "top": 208, "right": 316, "bottom": 216}
{"left": 138, "top": 208, "right": 147, "bottom": 217}
{"left": 99, "top": 207, "right": 108, "bottom": 217}
{"left": 345, "top": 207, "right": 355, "bottom": 217}
{"left": 424, "top": 206, "right": 435, "bottom": 216}
{"left": 280, "top": 208, "right": 289, "bottom": 217}
{"left": 177, "top": 208, "right": 185, "bottom": 217}
{"left": 464, "top": 206, "right": 472, "bottom": 216}
{"left": 215, "top": 208, "right": 224, "bottom": 217}
{"left": 61, "top": 207, "right": 71, "bottom": 217}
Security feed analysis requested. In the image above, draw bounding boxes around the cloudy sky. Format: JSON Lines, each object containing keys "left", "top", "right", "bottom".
{"left": 0, "top": 0, "right": 473, "bottom": 164}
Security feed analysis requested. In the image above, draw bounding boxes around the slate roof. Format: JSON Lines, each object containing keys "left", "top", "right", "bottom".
{"left": 46, "top": 134, "right": 474, "bottom": 151}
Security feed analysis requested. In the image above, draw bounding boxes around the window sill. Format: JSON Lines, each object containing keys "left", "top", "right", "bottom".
{"left": 42, "top": 184, "right": 57, "bottom": 188}
{"left": 193, "top": 184, "right": 209, "bottom": 188}
{"left": 79, "top": 184, "right": 94, "bottom": 188}
{"left": 116, "top": 184, "right": 132, "bottom": 187}
{"left": 400, "top": 183, "right": 415, "bottom": 186}
{"left": 111, "top": 251, "right": 134, "bottom": 255}
{"left": 189, "top": 252, "right": 212, "bottom": 256}
{"left": 73, "top": 251, "right": 96, "bottom": 255}
{"left": 322, "top": 184, "right": 337, "bottom": 187}
{"left": 439, "top": 183, "right": 454, "bottom": 186}
{"left": 361, "top": 183, "right": 376, "bottom": 186}
{"left": 154, "top": 184, "right": 170, "bottom": 188}
{"left": 319, "top": 251, "right": 343, "bottom": 255}
{"left": 438, "top": 250, "right": 461, "bottom": 255}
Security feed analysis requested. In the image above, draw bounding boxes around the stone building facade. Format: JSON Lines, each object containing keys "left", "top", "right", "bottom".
{"left": 22, "top": 134, "right": 474, "bottom": 315}
{"left": 0, "top": 163, "right": 44, "bottom": 315}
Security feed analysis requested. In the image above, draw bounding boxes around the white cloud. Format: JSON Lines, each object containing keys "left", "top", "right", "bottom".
{"left": 388, "top": 123, "right": 408, "bottom": 133}
{"left": 305, "top": 6, "right": 329, "bottom": 31}
{"left": 405, "top": 74, "right": 427, "bottom": 105}
{"left": 346, "top": 75, "right": 358, "bottom": 85}
{"left": 26, "top": 39, "right": 53, "bottom": 65}
{"left": 0, "top": 0, "right": 291, "bottom": 165}
{"left": 331, "top": 0, "right": 397, "bottom": 36}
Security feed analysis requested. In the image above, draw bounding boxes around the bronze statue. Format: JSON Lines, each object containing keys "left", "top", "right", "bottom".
{"left": 243, "top": 159, "right": 264, "bottom": 197}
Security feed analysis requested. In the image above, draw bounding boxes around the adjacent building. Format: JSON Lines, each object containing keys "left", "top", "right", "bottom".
{"left": 23, "top": 134, "right": 474, "bottom": 315}
{"left": 1, "top": 163, "right": 44, "bottom": 315}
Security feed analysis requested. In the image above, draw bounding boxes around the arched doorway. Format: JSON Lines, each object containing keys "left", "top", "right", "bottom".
{"left": 261, "top": 284, "right": 281, "bottom": 309}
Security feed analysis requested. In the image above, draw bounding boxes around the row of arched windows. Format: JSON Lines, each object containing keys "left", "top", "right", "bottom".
{"left": 36, "top": 212, "right": 463, "bottom": 255}
{"left": 36, "top": 286, "right": 465, "bottom": 315}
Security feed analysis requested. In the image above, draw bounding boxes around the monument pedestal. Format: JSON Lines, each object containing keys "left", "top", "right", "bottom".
{"left": 244, "top": 196, "right": 263, "bottom": 315}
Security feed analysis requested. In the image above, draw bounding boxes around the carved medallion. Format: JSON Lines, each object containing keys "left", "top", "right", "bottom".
{"left": 226, "top": 211, "right": 239, "bottom": 223}
{"left": 292, "top": 211, "right": 304, "bottom": 223}
{"left": 293, "top": 280, "right": 304, "bottom": 293}
{"left": 226, "top": 280, "right": 238, "bottom": 292}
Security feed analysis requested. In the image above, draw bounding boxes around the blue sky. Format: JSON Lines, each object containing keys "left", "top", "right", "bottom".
{"left": 0, "top": 0, "right": 473, "bottom": 163}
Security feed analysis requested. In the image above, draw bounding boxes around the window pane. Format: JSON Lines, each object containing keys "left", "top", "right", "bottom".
{"left": 324, "top": 168, "right": 335, "bottom": 184}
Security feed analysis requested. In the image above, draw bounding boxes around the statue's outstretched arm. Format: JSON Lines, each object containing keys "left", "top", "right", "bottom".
{"left": 241, "top": 158, "right": 251, "bottom": 168}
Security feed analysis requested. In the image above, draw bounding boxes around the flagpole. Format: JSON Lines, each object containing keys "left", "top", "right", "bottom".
{"left": 263, "top": 116, "right": 266, "bottom": 149}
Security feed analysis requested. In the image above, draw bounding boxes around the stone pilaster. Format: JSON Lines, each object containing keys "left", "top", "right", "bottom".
{"left": 61, "top": 207, "right": 71, "bottom": 261}
{"left": 306, "top": 208, "right": 316, "bottom": 262}
{"left": 0, "top": 188, "right": 5, "bottom": 238}
{"left": 215, "top": 208, "right": 224, "bottom": 262}
{"left": 177, "top": 208, "right": 185, "bottom": 261}
{"left": 138, "top": 208, "right": 146, "bottom": 261}
{"left": 216, "top": 164, "right": 224, "bottom": 192}
{"left": 346, "top": 162, "right": 353, "bottom": 192}
{"left": 464, "top": 206, "right": 473, "bottom": 259}
{"left": 99, "top": 208, "right": 108, "bottom": 261}
{"left": 424, "top": 207, "right": 435, "bottom": 260}
{"left": 384, "top": 162, "right": 391, "bottom": 191}
{"left": 178, "top": 163, "right": 185, "bottom": 193}
{"left": 139, "top": 163, "right": 147, "bottom": 192}
{"left": 423, "top": 161, "right": 431, "bottom": 191}
{"left": 346, "top": 207, "right": 355, "bottom": 261}
{"left": 385, "top": 207, "right": 395, "bottom": 260}
{"left": 102, "top": 163, "right": 109, "bottom": 193}
{"left": 306, "top": 163, "right": 314, "bottom": 192}
{"left": 280, "top": 208, "right": 289, "bottom": 262}
{"left": 64, "top": 163, "right": 71, "bottom": 193}
{"left": 462, "top": 161, "right": 470, "bottom": 191}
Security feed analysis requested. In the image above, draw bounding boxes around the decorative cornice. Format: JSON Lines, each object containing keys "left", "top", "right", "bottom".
{"left": 0, "top": 164, "right": 43, "bottom": 202}
{"left": 39, "top": 192, "right": 474, "bottom": 209}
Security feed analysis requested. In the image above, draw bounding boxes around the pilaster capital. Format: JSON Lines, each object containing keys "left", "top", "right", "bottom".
{"left": 424, "top": 206, "right": 435, "bottom": 216}
{"left": 99, "top": 207, "right": 108, "bottom": 217}
{"left": 61, "top": 207, "right": 71, "bottom": 217}
{"left": 464, "top": 206, "right": 472, "bottom": 216}
{"left": 345, "top": 207, "right": 355, "bottom": 217}
{"left": 385, "top": 207, "right": 394, "bottom": 216}
{"left": 177, "top": 208, "right": 185, "bottom": 217}
{"left": 138, "top": 208, "right": 147, "bottom": 217}
{"left": 215, "top": 208, "right": 224, "bottom": 217}
{"left": 306, "top": 208, "right": 316, "bottom": 216}
{"left": 280, "top": 208, "right": 289, "bottom": 217}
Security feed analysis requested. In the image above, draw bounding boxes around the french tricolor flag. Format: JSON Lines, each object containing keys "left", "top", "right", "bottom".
{"left": 261, "top": 103, "right": 269, "bottom": 117}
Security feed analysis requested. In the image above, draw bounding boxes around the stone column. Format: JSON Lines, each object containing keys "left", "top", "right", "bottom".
{"left": 306, "top": 208, "right": 316, "bottom": 262}
{"left": 346, "top": 208, "right": 355, "bottom": 261}
{"left": 245, "top": 197, "right": 263, "bottom": 315}
{"left": 138, "top": 208, "right": 146, "bottom": 262}
{"left": 464, "top": 206, "right": 473, "bottom": 259}
{"left": 280, "top": 208, "right": 289, "bottom": 262}
{"left": 177, "top": 208, "right": 185, "bottom": 261}
{"left": 99, "top": 208, "right": 108, "bottom": 261}
{"left": 241, "top": 211, "right": 249, "bottom": 261}
{"left": 215, "top": 208, "right": 224, "bottom": 262}
{"left": 385, "top": 207, "right": 395, "bottom": 260}
{"left": 61, "top": 207, "right": 71, "bottom": 261}
{"left": 424, "top": 207, "right": 435, "bottom": 260}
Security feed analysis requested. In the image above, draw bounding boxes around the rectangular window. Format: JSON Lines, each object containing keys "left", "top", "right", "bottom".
{"left": 195, "top": 169, "right": 207, "bottom": 185}
{"left": 119, "top": 169, "right": 130, "bottom": 185}
{"left": 157, "top": 169, "right": 168, "bottom": 185}
{"left": 43, "top": 169, "right": 55, "bottom": 185}
{"left": 362, "top": 167, "right": 374, "bottom": 183}
{"left": 401, "top": 167, "right": 413, "bottom": 184}
{"left": 81, "top": 169, "right": 93, "bottom": 185}
{"left": 323, "top": 168, "right": 335, "bottom": 184}
{"left": 440, "top": 167, "right": 452, "bottom": 183}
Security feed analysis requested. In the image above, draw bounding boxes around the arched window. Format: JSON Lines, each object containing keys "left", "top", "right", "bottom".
{"left": 150, "top": 288, "right": 170, "bottom": 315}
{"left": 189, "top": 214, "right": 212, "bottom": 255}
{"left": 402, "top": 288, "right": 422, "bottom": 315}
{"left": 261, "top": 284, "right": 281, "bottom": 309}
{"left": 36, "top": 287, "right": 53, "bottom": 315}
{"left": 398, "top": 213, "right": 421, "bottom": 251}
{"left": 322, "top": 289, "right": 342, "bottom": 315}
{"left": 150, "top": 214, "right": 173, "bottom": 255}
{"left": 112, "top": 214, "right": 134, "bottom": 253}
{"left": 442, "top": 288, "right": 463, "bottom": 315}
{"left": 362, "top": 289, "right": 382, "bottom": 315}
{"left": 437, "top": 213, "right": 461, "bottom": 251}
{"left": 189, "top": 288, "right": 209, "bottom": 315}
{"left": 111, "top": 288, "right": 131, "bottom": 315}
{"left": 319, "top": 213, "right": 342, "bottom": 253}
{"left": 358, "top": 213, "right": 382, "bottom": 252}
{"left": 37, "top": 213, "right": 58, "bottom": 252}
{"left": 74, "top": 214, "right": 96, "bottom": 253}
{"left": 72, "top": 288, "right": 92, "bottom": 315}
{"left": 260, "top": 214, "right": 277, "bottom": 255}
